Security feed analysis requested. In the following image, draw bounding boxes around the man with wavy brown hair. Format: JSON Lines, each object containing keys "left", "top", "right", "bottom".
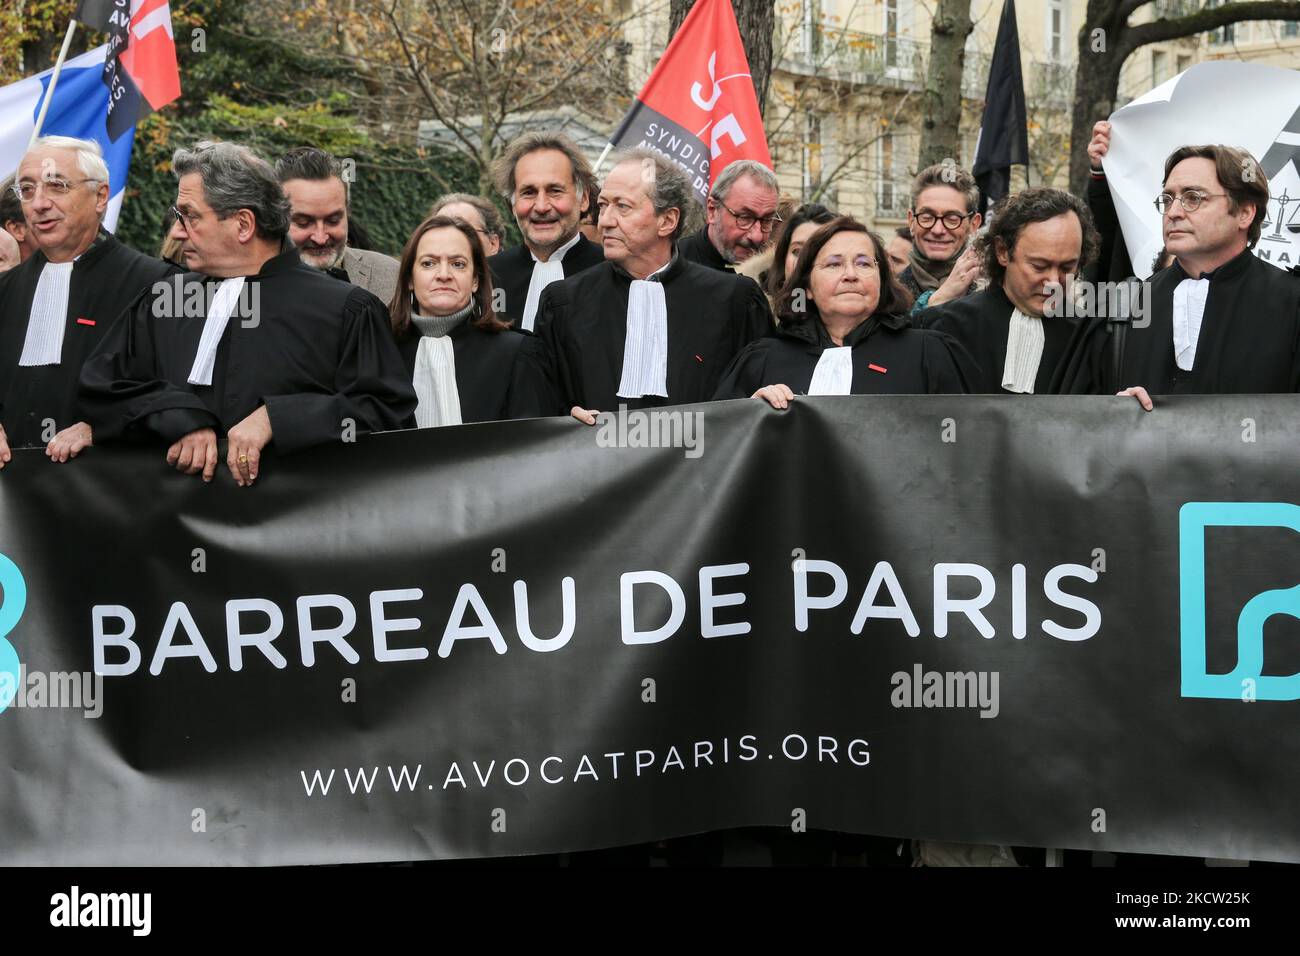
{"left": 1056, "top": 144, "right": 1300, "bottom": 403}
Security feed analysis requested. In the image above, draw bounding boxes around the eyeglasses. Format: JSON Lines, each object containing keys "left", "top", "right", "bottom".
{"left": 169, "top": 205, "right": 206, "bottom": 230}
{"left": 11, "top": 177, "right": 103, "bottom": 202}
{"left": 817, "top": 254, "right": 878, "bottom": 272}
{"left": 716, "top": 200, "right": 782, "bottom": 232}
{"left": 1153, "top": 190, "right": 1226, "bottom": 214}
{"left": 912, "top": 210, "right": 974, "bottom": 230}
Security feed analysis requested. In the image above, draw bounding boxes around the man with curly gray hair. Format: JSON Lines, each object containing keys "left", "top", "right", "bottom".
{"left": 535, "top": 147, "right": 772, "bottom": 422}
{"left": 80, "top": 141, "right": 416, "bottom": 486}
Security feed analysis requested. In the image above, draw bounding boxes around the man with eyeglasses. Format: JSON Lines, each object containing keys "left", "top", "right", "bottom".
{"left": 0, "top": 136, "right": 175, "bottom": 470}
{"left": 487, "top": 132, "right": 605, "bottom": 332}
{"left": 1, "top": 175, "right": 39, "bottom": 264}
{"left": 79, "top": 141, "right": 415, "bottom": 486}
{"left": 899, "top": 163, "right": 984, "bottom": 313}
{"left": 679, "top": 160, "right": 781, "bottom": 272}
{"left": 1055, "top": 144, "right": 1299, "bottom": 402}
{"left": 274, "top": 147, "right": 399, "bottom": 306}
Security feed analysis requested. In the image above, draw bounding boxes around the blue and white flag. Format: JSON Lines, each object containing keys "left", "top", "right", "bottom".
{"left": 0, "top": 45, "right": 136, "bottom": 231}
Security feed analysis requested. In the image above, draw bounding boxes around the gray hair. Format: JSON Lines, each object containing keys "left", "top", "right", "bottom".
{"left": 910, "top": 162, "right": 980, "bottom": 214}
{"left": 710, "top": 159, "right": 778, "bottom": 203}
{"left": 607, "top": 147, "right": 694, "bottom": 242}
{"left": 491, "top": 131, "right": 593, "bottom": 202}
{"left": 172, "top": 141, "right": 289, "bottom": 240}
{"left": 23, "top": 135, "right": 110, "bottom": 186}
{"left": 429, "top": 192, "right": 506, "bottom": 239}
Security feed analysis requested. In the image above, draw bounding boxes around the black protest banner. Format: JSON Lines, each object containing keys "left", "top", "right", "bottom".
{"left": 0, "top": 396, "right": 1297, "bottom": 864}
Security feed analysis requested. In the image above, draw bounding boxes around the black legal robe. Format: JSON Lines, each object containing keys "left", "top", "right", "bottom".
{"left": 1053, "top": 249, "right": 1300, "bottom": 395}
{"left": 917, "top": 285, "right": 1081, "bottom": 394}
{"left": 0, "top": 232, "right": 176, "bottom": 447}
{"left": 487, "top": 235, "right": 605, "bottom": 328}
{"left": 677, "top": 226, "right": 731, "bottom": 272}
{"left": 395, "top": 322, "right": 557, "bottom": 422}
{"left": 712, "top": 312, "right": 970, "bottom": 398}
{"left": 79, "top": 249, "right": 417, "bottom": 453}
{"left": 535, "top": 252, "right": 773, "bottom": 412}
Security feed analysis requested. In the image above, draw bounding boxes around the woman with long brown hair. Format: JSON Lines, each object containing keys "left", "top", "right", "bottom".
{"left": 391, "top": 215, "right": 555, "bottom": 424}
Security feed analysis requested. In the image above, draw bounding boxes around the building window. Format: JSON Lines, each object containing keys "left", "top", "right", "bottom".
{"left": 803, "top": 113, "right": 823, "bottom": 199}
{"left": 1286, "top": 21, "right": 1299, "bottom": 38}
{"left": 884, "top": 0, "right": 899, "bottom": 69}
{"left": 1206, "top": 0, "right": 1234, "bottom": 45}
{"left": 1047, "top": 0, "right": 1065, "bottom": 61}
{"left": 876, "top": 133, "right": 897, "bottom": 214}
{"left": 1176, "top": 54, "right": 1192, "bottom": 74}
{"left": 1152, "top": 49, "right": 1168, "bottom": 87}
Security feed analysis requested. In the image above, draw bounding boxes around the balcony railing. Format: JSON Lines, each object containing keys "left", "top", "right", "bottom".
{"left": 780, "top": 24, "right": 1075, "bottom": 106}
{"left": 1152, "top": 0, "right": 1202, "bottom": 19}
{"left": 780, "top": 27, "right": 927, "bottom": 88}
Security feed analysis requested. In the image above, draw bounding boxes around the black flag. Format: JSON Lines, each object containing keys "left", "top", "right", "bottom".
{"left": 972, "top": 0, "right": 1029, "bottom": 216}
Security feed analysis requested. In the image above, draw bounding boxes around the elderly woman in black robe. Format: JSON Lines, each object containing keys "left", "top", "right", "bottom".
{"left": 713, "top": 217, "right": 970, "bottom": 404}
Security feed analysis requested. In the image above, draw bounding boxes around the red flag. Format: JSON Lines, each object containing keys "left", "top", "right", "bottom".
{"left": 77, "top": 0, "right": 181, "bottom": 141}
{"left": 608, "top": 0, "right": 771, "bottom": 202}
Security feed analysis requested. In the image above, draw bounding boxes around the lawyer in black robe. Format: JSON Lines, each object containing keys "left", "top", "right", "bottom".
{"left": 1053, "top": 249, "right": 1300, "bottom": 395}
{"left": 0, "top": 230, "right": 176, "bottom": 448}
{"left": 393, "top": 215, "right": 556, "bottom": 423}
{"left": 487, "top": 233, "right": 604, "bottom": 329}
{"left": 917, "top": 285, "right": 1081, "bottom": 394}
{"left": 396, "top": 324, "right": 554, "bottom": 421}
{"left": 535, "top": 252, "right": 772, "bottom": 412}
{"left": 713, "top": 311, "right": 970, "bottom": 398}
{"left": 79, "top": 248, "right": 417, "bottom": 453}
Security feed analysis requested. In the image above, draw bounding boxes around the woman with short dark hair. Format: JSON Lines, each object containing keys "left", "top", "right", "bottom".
{"left": 714, "top": 217, "right": 970, "bottom": 405}
{"left": 391, "top": 216, "right": 555, "bottom": 424}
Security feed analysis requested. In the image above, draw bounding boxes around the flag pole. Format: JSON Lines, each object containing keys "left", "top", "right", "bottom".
{"left": 29, "top": 20, "right": 80, "bottom": 147}
{"left": 592, "top": 142, "right": 614, "bottom": 177}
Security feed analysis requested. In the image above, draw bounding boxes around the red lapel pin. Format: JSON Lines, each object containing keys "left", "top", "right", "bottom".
{"left": 868, "top": 363, "right": 887, "bottom": 374}
{"left": 76, "top": 318, "right": 96, "bottom": 326}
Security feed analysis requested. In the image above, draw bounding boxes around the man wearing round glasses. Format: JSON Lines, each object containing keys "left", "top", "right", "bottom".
{"left": 899, "top": 163, "right": 984, "bottom": 312}
{"left": 0, "top": 136, "right": 175, "bottom": 469}
{"left": 1056, "top": 144, "right": 1299, "bottom": 402}
{"left": 679, "top": 160, "right": 781, "bottom": 271}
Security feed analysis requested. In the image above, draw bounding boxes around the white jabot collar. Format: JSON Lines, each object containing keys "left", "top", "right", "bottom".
{"left": 1001, "top": 307, "right": 1046, "bottom": 394}
{"left": 521, "top": 231, "right": 583, "bottom": 331}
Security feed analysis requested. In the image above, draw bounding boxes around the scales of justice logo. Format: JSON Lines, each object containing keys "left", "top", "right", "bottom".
{"left": 1258, "top": 104, "right": 1300, "bottom": 266}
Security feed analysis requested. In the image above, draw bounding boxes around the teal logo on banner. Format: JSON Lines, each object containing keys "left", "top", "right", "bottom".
{"left": 0, "top": 553, "right": 26, "bottom": 714}
{"left": 1179, "top": 502, "right": 1300, "bottom": 701}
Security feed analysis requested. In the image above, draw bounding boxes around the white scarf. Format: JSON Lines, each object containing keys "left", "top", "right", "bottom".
{"left": 521, "top": 231, "right": 581, "bottom": 332}
{"left": 1001, "top": 307, "right": 1046, "bottom": 394}
{"left": 1172, "top": 277, "right": 1210, "bottom": 372}
{"left": 616, "top": 261, "right": 672, "bottom": 399}
{"left": 411, "top": 307, "right": 471, "bottom": 428}
{"left": 187, "top": 277, "right": 247, "bottom": 386}
{"left": 18, "top": 261, "right": 75, "bottom": 367}
{"left": 808, "top": 346, "right": 854, "bottom": 395}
